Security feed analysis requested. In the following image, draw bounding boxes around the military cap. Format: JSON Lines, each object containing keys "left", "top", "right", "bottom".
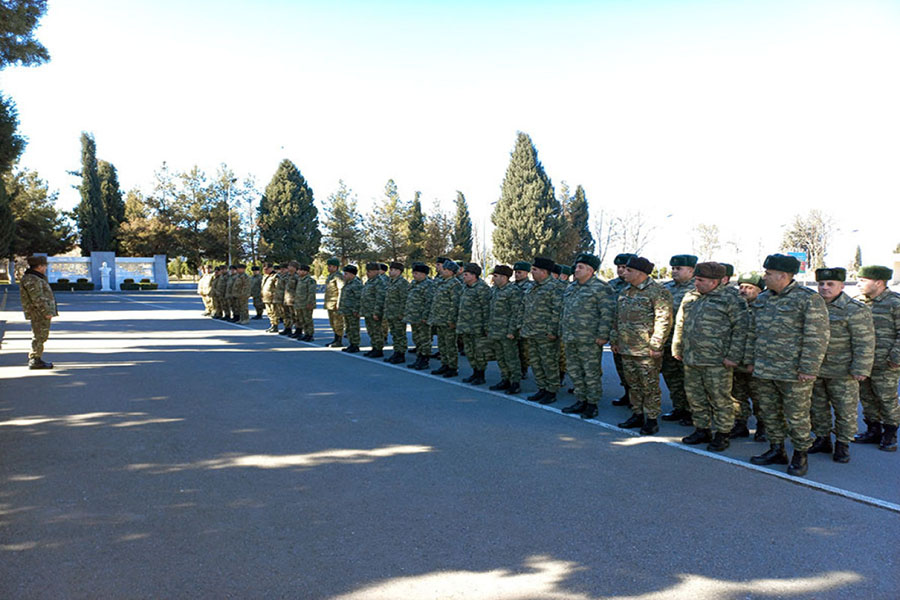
{"left": 763, "top": 253, "right": 800, "bottom": 274}
{"left": 297, "top": 263, "right": 311, "bottom": 272}
{"left": 229, "top": 264, "right": 237, "bottom": 269}
{"left": 251, "top": 266, "right": 260, "bottom": 271}
{"left": 379, "top": 263, "right": 389, "bottom": 271}
{"left": 365, "top": 262, "right": 380, "bottom": 271}
{"left": 559, "top": 265, "right": 573, "bottom": 276}
{"left": 288, "top": 260, "right": 300, "bottom": 268}
{"left": 626, "top": 255, "right": 654, "bottom": 274}
{"left": 552, "top": 264, "right": 562, "bottom": 275}
{"left": 236, "top": 264, "right": 246, "bottom": 269}
{"left": 669, "top": 254, "right": 698, "bottom": 268}
{"left": 389, "top": 261, "right": 404, "bottom": 271}
{"left": 443, "top": 259, "right": 460, "bottom": 273}
{"left": 575, "top": 253, "right": 601, "bottom": 271}
{"left": 274, "top": 264, "right": 283, "bottom": 270}
{"left": 343, "top": 264, "right": 358, "bottom": 274}
{"left": 326, "top": 257, "right": 340, "bottom": 267}
{"left": 738, "top": 272, "right": 765, "bottom": 289}
{"left": 533, "top": 256, "right": 555, "bottom": 272}
{"left": 719, "top": 263, "right": 734, "bottom": 277}
{"left": 26, "top": 255, "right": 48, "bottom": 267}
{"left": 435, "top": 256, "right": 448, "bottom": 264}
{"left": 464, "top": 262, "right": 482, "bottom": 277}
{"left": 695, "top": 261, "right": 726, "bottom": 280}
{"left": 492, "top": 264, "right": 513, "bottom": 278}
{"left": 513, "top": 261, "right": 532, "bottom": 272}
{"left": 858, "top": 265, "right": 893, "bottom": 281}
{"left": 614, "top": 253, "right": 636, "bottom": 266}
{"left": 815, "top": 267, "right": 846, "bottom": 282}
{"left": 412, "top": 263, "right": 430, "bottom": 275}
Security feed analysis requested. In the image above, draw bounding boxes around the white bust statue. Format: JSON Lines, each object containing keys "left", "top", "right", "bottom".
{"left": 100, "top": 261, "right": 112, "bottom": 292}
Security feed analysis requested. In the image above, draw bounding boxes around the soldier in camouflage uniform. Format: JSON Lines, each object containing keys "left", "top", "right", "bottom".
{"left": 429, "top": 260, "right": 463, "bottom": 377}
{"left": 324, "top": 257, "right": 345, "bottom": 347}
{"left": 261, "top": 264, "right": 282, "bottom": 333}
{"left": 232, "top": 264, "right": 252, "bottom": 324}
{"left": 513, "top": 261, "right": 533, "bottom": 379}
{"left": 280, "top": 262, "right": 299, "bottom": 336}
{"left": 224, "top": 265, "right": 238, "bottom": 321}
{"left": 405, "top": 263, "right": 435, "bottom": 370}
{"left": 521, "top": 257, "right": 563, "bottom": 404}
{"left": 554, "top": 264, "right": 574, "bottom": 387}
{"left": 361, "top": 263, "right": 388, "bottom": 358}
{"left": 747, "top": 254, "right": 830, "bottom": 477}
{"left": 20, "top": 255, "right": 58, "bottom": 369}
{"left": 610, "top": 256, "right": 673, "bottom": 436}
{"left": 854, "top": 265, "right": 900, "bottom": 452}
{"left": 609, "top": 253, "right": 636, "bottom": 407}
{"left": 456, "top": 263, "right": 492, "bottom": 385}
{"left": 672, "top": 262, "right": 749, "bottom": 451}
{"left": 661, "top": 254, "right": 697, "bottom": 425}
{"left": 809, "top": 267, "right": 875, "bottom": 462}
{"left": 197, "top": 265, "right": 214, "bottom": 316}
{"left": 383, "top": 261, "right": 410, "bottom": 363}
{"left": 250, "top": 266, "right": 263, "bottom": 319}
{"left": 293, "top": 264, "right": 317, "bottom": 340}
{"left": 338, "top": 265, "right": 362, "bottom": 353}
{"left": 486, "top": 265, "right": 523, "bottom": 393}
{"left": 731, "top": 272, "right": 767, "bottom": 441}
{"left": 558, "top": 254, "right": 615, "bottom": 419}
{"left": 211, "top": 267, "right": 227, "bottom": 319}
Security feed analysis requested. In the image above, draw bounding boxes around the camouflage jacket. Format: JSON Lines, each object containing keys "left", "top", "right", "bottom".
{"left": 819, "top": 292, "right": 875, "bottom": 378}
{"left": 232, "top": 273, "right": 251, "bottom": 299}
{"left": 324, "top": 271, "right": 343, "bottom": 311}
{"left": 282, "top": 272, "right": 299, "bottom": 305}
{"left": 663, "top": 278, "right": 695, "bottom": 345}
{"left": 384, "top": 275, "right": 409, "bottom": 321}
{"left": 610, "top": 278, "right": 673, "bottom": 357}
{"left": 211, "top": 273, "right": 227, "bottom": 297}
{"left": 457, "top": 278, "right": 492, "bottom": 335}
{"left": 338, "top": 277, "right": 362, "bottom": 315}
{"left": 428, "top": 276, "right": 462, "bottom": 326}
{"left": 608, "top": 277, "right": 628, "bottom": 294}
{"left": 672, "top": 284, "right": 749, "bottom": 367}
{"left": 272, "top": 273, "right": 286, "bottom": 303}
{"left": 293, "top": 274, "right": 316, "bottom": 308}
{"left": 20, "top": 269, "right": 58, "bottom": 321}
{"left": 854, "top": 288, "right": 900, "bottom": 368}
{"left": 250, "top": 274, "right": 262, "bottom": 297}
{"left": 487, "top": 281, "right": 523, "bottom": 340}
{"left": 225, "top": 274, "right": 237, "bottom": 298}
{"left": 404, "top": 277, "right": 435, "bottom": 324}
{"left": 521, "top": 276, "right": 563, "bottom": 338}
{"left": 197, "top": 273, "right": 213, "bottom": 295}
{"left": 360, "top": 275, "right": 387, "bottom": 318}
{"left": 514, "top": 278, "right": 533, "bottom": 294}
{"left": 560, "top": 277, "right": 615, "bottom": 344}
{"left": 261, "top": 273, "right": 279, "bottom": 303}
{"left": 746, "top": 281, "right": 829, "bottom": 380}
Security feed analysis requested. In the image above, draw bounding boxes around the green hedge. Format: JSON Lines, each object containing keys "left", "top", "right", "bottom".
{"left": 139, "top": 283, "right": 158, "bottom": 290}
{"left": 72, "top": 282, "right": 95, "bottom": 291}
{"left": 120, "top": 282, "right": 140, "bottom": 291}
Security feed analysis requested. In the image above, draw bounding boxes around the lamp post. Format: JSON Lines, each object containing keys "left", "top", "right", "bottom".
{"left": 226, "top": 177, "right": 238, "bottom": 265}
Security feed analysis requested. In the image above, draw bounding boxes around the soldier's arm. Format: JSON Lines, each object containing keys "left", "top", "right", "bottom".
{"left": 609, "top": 296, "right": 619, "bottom": 351}
{"left": 671, "top": 302, "right": 686, "bottom": 359}
{"left": 890, "top": 300, "right": 900, "bottom": 367}
{"left": 798, "top": 294, "right": 830, "bottom": 378}
{"left": 595, "top": 286, "right": 614, "bottom": 344}
{"left": 548, "top": 286, "right": 563, "bottom": 338}
{"left": 849, "top": 305, "right": 875, "bottom": 378}
{"left": 650, "top": 290, "right": 674, "bottom": 353}
{"left": 448, "top": 284, "right": 461, "bottom": 325}
{"left": 725, "top": 298, "right": 749, "bottom": 366}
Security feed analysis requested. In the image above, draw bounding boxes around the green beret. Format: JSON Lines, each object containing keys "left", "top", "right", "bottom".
{"left": 719, "top": 263, "right": 734, "bottom": 277}
{"left": 815, "top": 267, "right": 846, "bottom": 282}
{"left": 738, "top": 272, "right": 765, "bottom": 290}
{"left": 670, "top": 254, "right": 698, "bottom": 268}
{"left": 327, "top": 257, "right": 340, "bottom": 267}
{"left": 513, "top": 261, "right": 532, "bottom": 272}
{"left": 763, "top": 253, "right": 800, "bottom": 274}
{"left": 695, "top": 262, "right": 726, "bottom": 279}
{"left": 858, "top": 265, "right": 893, "bottom": 281}
{"left": 614, "top": 253, "right": 636, "bottom": 266}
{"left": 575, "top": 253, "right": 600, "bottom": 271}
{"left": 559, "top": 265, "right": 573, "bottom": 276}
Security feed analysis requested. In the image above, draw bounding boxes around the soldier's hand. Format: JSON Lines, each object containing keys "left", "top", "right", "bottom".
{"left": 746, "top": 365, "right": 754, "bottom": 374}
{"left": 649, "top": 349, "right": 662, "bottom": 359}
{"left": 610, "top": 344, "right": 619, "bottom": 353}
{"left": 722, "top": 359, "right": 738, "bottom": 368}
{"left": 673, "top": 354, "right": 682, "bottom": 361}
{"left": 889, "top": 361, "right": 900, "bottom": 369}
{"left": 449, "top": 322, "right": 455, "bottom": 329}
{"left": 798, "top": 373, "right": 816, "bottom": 382}
{"left": 373, "top": 315, "right": 380, "bottom": 321}
{"left": 547, "top": 334, "right": 556, "bottom": 341}
{"left": 853, "top": 374, "right": 868, "bottom": 381}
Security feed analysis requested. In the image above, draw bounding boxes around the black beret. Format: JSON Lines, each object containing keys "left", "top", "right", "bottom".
{"left": 443, "top": 259, "right": 460, "bottom": 273}
{"left": 670, "top": 254, "right": 698, "bottom": 268}
{"left": 492, "top": 264, "right": 513, "bottom": 278}
{"left": 464, "top": 262, "right": 482, "bottom": 277}
{"left": 614, "top": 253, "right": 636, "bottom": 266}
{"left": 815, "top": 267, "right": 846, "bottom": 282}
{"left": 366, "top": 262, "right": 380, "bottom": 271}
{"left": 533, "top": 256, "right": 556, "bottom": 272}
{"left": 412, "top": 263, "right": 430, "bottom": 275}
{"left": 229, "top": 265, "right": 237, "bottom": 269}
{"left": 297, "top": 264, "right": 311, "bottom": 271}
{"left": 738, "top": 272, "right": 765, "bottom": 290}
{"left": 575, "top": 253, "right": 600, "bottom": 271}
{"left": 763, "top": 254, "right": 800, "bottom": 274}
{"left": 389, "top": 261, "right": 404, "bottom": 271}
{"left": 251, "top": 266, "right": 260, "bottom": 271}
{"left": 274, "top": 264, "right": 284, "bottom": 270}
{"left": 695, "top": 262, "right": 726, "bottom": 280}
{"left": 436, "top": 256, "right": 448, "bottom": 263}
{"left": 552, "top": 264, "right": 562, "bottom": 275}
{"left": 719, "top": 263, "right": 734, "bottom": 277}
{"left": 858, "top": 265, "right": 893, "bottom": 281}
{"left": 626, "top": 256, "right": 654, "bottom": 275}
{"left": 513, "top": 261, "right": 532, "bottom": 272}
{"left": 343, "top": 264, "right": 358, "bottom": 274}
{"left": 379, "top": 263, "right": 388, "bottom": 271}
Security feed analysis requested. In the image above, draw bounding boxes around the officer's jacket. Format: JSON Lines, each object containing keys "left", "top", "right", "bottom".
{"left": 360, "top": 275, "right": 387, "bottom": 318}
{"left": 672, "top": 284, "right": 748, "bottom": 367}
{"left": 428, "top": 276, "right": 462, "bottom": 326}
{"left": 383, "top": 275, "right": 409, "bottom": 321}
{"left": 487, "top": 282, "right": 523, "bottom": 340}
{"left": 20, "top": 269, "right": 58, "bottom": 321}
{"left": 521, "top": 276, "right": 563, "bottom": 338}
{"left": 261, "top": 273, "right": 279, "bottom": 303}
{"left": 338, "top": 277, "right": 362, "bottom": 315}
{"left": 293, "top": 274, "right": 316, "bottom": 308}
{"left": 232, "top": 273, "right": 251, "bottom": 298}
{"left": 324, "top": 271, "right": 343, "bottom": 311}
{"left": 211, "top": 273, "right": 227, "bottom": 296}
{"left": 610, "top": 278, "right": 673, "bottom": 357}
{"left": 560, "top": 277, "right": 615, "bottom": 344}
{"left": 456, "top": 278, "right": 492, "bottom": 335}
{"left": 819, "top": 292, "right": 875, "bottom": 378}
{"left": 282, "top": 272, "right": 299, "bottom": 305}
{"left": 404, "top": 277, "right": 435, "bottom": 324}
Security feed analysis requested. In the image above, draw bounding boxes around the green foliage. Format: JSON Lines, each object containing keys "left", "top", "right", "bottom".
{"left": 0, "top": 0, "right": 49, "bottom": 70}
{"left": 98, "top": 160, "right": 125, "bottom": 252}
{"left": 407, "top": 190, "right": 426, "bottom": 263}
{"left": 322, "top": 179, "right": 367, "bottom": 263}
{"left": 451, "top": 191, "right": 472, "bottom": 262}
{"left": 0, "top": 94, "right": 24, "bottom": 172}
{"left": 75, "top": 132, "right": 110, "bottom": 254}
{"left": 492, "top": 132, "right": 560, "bottom": 263}
{"left": 0, "top": 182, "right": 13, "bottom": 257}
{"left": 258, "top": 159, "right": 321, "bottom": 263}
{"left": 423, "top": 198, "right": 452, "bottom": 261}
{"left": 368, "top": 179, "right": 408, "bottom": 261}
{"left": 556, "top": 182, "right": 594, "bottom": 263}
{"left": 2, "top": 167, "right": 74, "bottom": 256}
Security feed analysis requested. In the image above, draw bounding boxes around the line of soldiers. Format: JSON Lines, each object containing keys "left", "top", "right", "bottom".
{"left": 197, "top": 251, "right": 900, "bottom": 478}
{"left": 197, "top": 264, "right": 264, "bottom": 325}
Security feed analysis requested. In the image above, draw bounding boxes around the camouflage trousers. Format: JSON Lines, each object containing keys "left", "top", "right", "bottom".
{"left": 227, "top": 297, "right": 239, "bottom": 319}
{"left": 342, "top": 313, "right": 361, "bottom": 345}
{"left": 518, "top": 337, "right": 530, "bottom": 373}
{"left": 661, "top": 344, "right": 688, "bottom": 411}
{"left": 859, "top": 367, "right": 900, "bottom": 427}
{"left": 386, "top": 318, "right": 408, "bottom": 353}
{"left": 237, "top": 296, "right": 250, "bottom": 323}
{"left": 755, "top": 378, "right": 814, "bottom": 451}
{"left": 201, "top": 294, "right": 213, "bottom": 314}
{"left": 265, "top": 303, "right": 283, "bottom": 329}
{"left": 613, "top": 352, "right": 630, "bottom": 394}
{"left": 252, "top": 295, "right": 263, "bottom": 313}
{"left": 492, "top": 337, "right": 522, "bottom": 383}
{"left": 559, "top": 342, "right": 567, "bottom": 376}
{"left": 812, "top": 376, "right": 859, "bottom": 443}
{"left": 283, "top": 305, "right": 295, "bottom": 329}
{"left": 212, "top": 295, "right": 225, "bottom": 318}
{"left": 411, "top": 322, "right": 432, "bottom": 357}
{"left": 328, "top": 310, "right": 344, "bottom": 337}
{"left": 365, "top": 316, "right": 385, "bottom": 350}
{"left": 435, "top": 325, "right": 458, "bottom": 368}
{"left": 566, "top": 340, "right": 603, "bottom": 405}
{"left": 294, "top": 306, "right": 313, "bottom": 335}
{"left": 684, "top": 364, "right": 735, "bottom": 433}
{"left": 732, "top": 367, "right": 760, "bottom": 421}
{"left": 621, "top": 354, "right": 663, "bottom": 419}
{"left": 461, "top": 333, "right": 489, "bottom": 371}
{"left": 29, "top": 317, "right": 51, "bottom": 361}
{"left": 526, "top": 337, "right": 560, "bottom": 393}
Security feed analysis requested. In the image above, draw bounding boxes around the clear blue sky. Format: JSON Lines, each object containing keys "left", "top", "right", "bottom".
{"left": 4, "top": 0, "right": 899, "bottom": 269}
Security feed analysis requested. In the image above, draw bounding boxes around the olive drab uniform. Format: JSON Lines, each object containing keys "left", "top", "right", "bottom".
{"left": 20, "top": 268, "right": 58, "bottom": 361}
{"left": 262, "top": 271, "right": 283, "bottom": 329}
{"left": 515, "top": 278, "right": 533, "bottom": 375}
{"left": 733, "top": 298, "right": 763, "bottom": 428}
{"left": 294, "top": 273, "right": 317, "bottom": 337}
{"left": 521, "top": 277, "right": 563, "bottom": 394}
{"left": 232, "top": 271, "right": 252, "bottom": 323}
{"left": 361, "top": 274, "right": 388, "bottom": 350}
{"left": 855, "top": 288, "right": 900, "bottom": 430}
{"left": 487, "top": 281, "right": 523, "bottom": 383}
{"left": 339, "top": 276, "right": 363, "bottom": 346}
{"left": 250, "top": 272, "right": 263, "bottom": 316}
{"left": 211, "top": 271, "right": 227, "bottom": 318}
{"left": 324, "top": 270, "right": 344, "bottom": 338}
{"left": 457, "top": 278, "right": 492, "bottom": 373}
{"left": 429, "top": 275, "right": 463, "bottom": 369}
{"left": 224, "top": 271, "right": 237, "bottom": 320}
{"left": 560, "top": 276, "right": 615, "bottom": 407}
{"left": 384, "top": 274, "right": 410, "bottom": 354}
{"left": 197, "top": 271, "right": 214, "bottom": 314}
{"left": 282, "top": 271, "right": 299, "bottom": 332}
{"left": 662, "top": 278, "right": 695, "bottom": 415}
{"left": 608, "top": 276, "right": 630, "bottom": 397}
{"left": 405, "top": 277, "right": 436, "bottom": 359}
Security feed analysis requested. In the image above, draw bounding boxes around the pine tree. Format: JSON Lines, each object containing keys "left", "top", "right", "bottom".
{"left": 98, "top": 160, "right": 125, "bottom": 252}
{"left": 3, "top": 167, "right": 74, "bottom": 257}
{"left": 369, "top": 179, "right": 408, "bottom": 261}
{"left": 491, "top": 132, "right": 560, "bottom": 263}
{"left": 0, "top": 0, "right": 50, "bottom": 69}
{"left": 451, "top": 191, "right": 472, "bottom": 262}
{"left": 423, "top": 199, "right": 452, "bottom": 261}
{"left": 0, "top": 94, "right": 25, "bottom": 173}
{"left": 258, "top": 159, "right": 321, "bottom": 263}
{"left": 75, "top": 132, "right": 110, "bottom": 254}
{"left": 407, "top": 190, "right": 426, "bottom": 263}
{"left": 568, "top": 185, "right": 594, "bottom": 257}
{"left": 322, "top": 180, "right": 367, "bottom": 263}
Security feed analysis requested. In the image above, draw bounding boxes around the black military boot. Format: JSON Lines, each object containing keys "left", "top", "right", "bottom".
{"left": 754, "top": 420, "right": 767, "bottom": 442}
{"left": 343, "top": 343, "right": 360, "bottom": 353}
{"left": 678, "top": 412, "right": 694, "bottom": 427}
{"left": 266, "top": 326, "right": 279, "bottom": 333}
{"left": 470, "top": 370, "right": 486, "bottom": 385}
{"left": 787, "top": 450, "right": 808, "bottom": 477}
{"left": 707, "top": 432, "right": 730, "bottom": 452}
{"left": 408, "top": 347, "right": 418, "bottom": 354}
{"left": 729, "top": 419, "right": 750, "bottom": 439}
{"left": 561, "top": 400, "right": 587, "bottom": 414}
{"left": 751, "top": 443, "right": 789, "bottom": 465}
{"left": 489, "top": 380, "right": 510, "bottom": 391}
{"left": 278, "top": 328, "right": 291, "bottom": 336}
{"left": 412, "top": 356, "right": 430, "bottom": 370}
{"left": 328, "top": 335, "right": 343, "bottom": 347}
{"left": 527, "top": 390, "right": 548, "bottom": 402}
{"left": 580, "top": 403, "right": 599, "bottom": 419}
{"left": 369, "top": 349, "right": 384, "bottom": 358}
{"left": 640, "top": 418, "right": 659, "bottom": 435}
{"left": 618, "top": 413, "right": 644, "bottom": 429}
{"left": 431, "top": 364, "right": 449, "bottom": 375}
{"left": 853, "top": 419, "right": 882, "bottom": 444}
{"left": 254, "top": 310, "right": 263, "bottom": 319}
{"left": 462, "top": 370, "right": 479, "bottom": 383}
{"left": 833, "top": 441, "right": 850, "bottom": 463}
{"left": 441, "top": 368, "right": 458, "bottom": 378}
{"left": 28, "top": 358, "right": 53, "bottom": 370}
{"left": 612, "top": 392, "right": 630, "bottom": 407}
{"left": 879, "top": 424, "right": 898, "bottom": 452}
{"left": 538, "top": 392, "right": 556, "bottom": 405}
{"left": 682, "top": 428, "right": 711, "bottom": 445}
{"left": 661, "top": 408, "right": 688, "bottom": 422}
{"left": 505, "top": 382, "right": 521, "bottom": 395}
{"left": 808, "top": 435, "right": 833, "bottom": 454}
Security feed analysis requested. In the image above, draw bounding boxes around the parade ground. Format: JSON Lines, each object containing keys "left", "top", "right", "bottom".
{"left": 1, "top": 289, "right": 898, "bottom": 599}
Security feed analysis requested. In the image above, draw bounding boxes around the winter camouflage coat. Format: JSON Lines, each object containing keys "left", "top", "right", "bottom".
{"left": 560, "top": 277, "right": 615, "bottom": 344}
{"left": 360, "top": 275, "right": 387, "bottom": 318}
{"left": 672, "top": 284, "right": 748, "bottom": 367}
{"left": 293, "top": 274, "right": 317, "bottom": 309}
{"left": 282, "top": 272, "right": 299, "bottom": 305}
{"left": 232, "top": 272, "right": 251, "bottom": 299}
{"left": 610, "top": 278, "right": 673, "bottom": 357}
{"left": 261, "top": 273, "right": 279, "bottom": 303}
{"left": 20, "top": 269, "right": 58, "bottom": 320}
{"left": 324, "top": 271, "right": 343, "bottom": 310}
{"left": 818, "top": 292, "right": 875, "bottom": 378}
{"left": 855, "top": 288, "right": 900, "bottom": 368}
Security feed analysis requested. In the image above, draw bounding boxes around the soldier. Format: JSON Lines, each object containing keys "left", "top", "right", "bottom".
{"left": 20, "top": 255, "right": 58, "bottom": 369}
{"left": 429, "top": 259, "right": 463, "bottom": 377}
{"left": 609, "top": 253, "right": 636, "bottom": 407}
{"left": 211, "top": 266, "right": 227, "bottom": 319}
{"left": 294, "top": 263, "right": 316, "bottom": 341}
{"left": 521, "top": 256, "right": 563, "bottom": 404}
{"left": 457, "top": 263, "right": 492, "bottom": 385}
{"left": 486, "top": 265, "right": 523, "bottom": 393}
{"left": 747, "top": 254, "right": 829, "bottom": 477}
{"left": 554, "top": 264, "right": 573, "bottom": 388}
{"left": 361, "top": 262, "right": 388, "bottom": 358}
{"left": 280, "top": 262, "right": 299, "bottom": 336}
{"left": 672, "top": 262, "right": 749, "bottom": 451}
{"left": 610, "top": 256, "right": 673, "bottom": 435}
{"left": 853, "top": 265, "right": 900, "bottom": 452}
{"left": 224, "top": 265, "right": 238, "bottom": 322}
{"left": 232, "top": 264, "right": 252, "bottom": 324}
{"left": 513, "top": 261, "right": 533, "bottom": 379}
{"left": 197, "top": 265, "right": 214, "bottom": 316}
{"left": 339, "top": 265, "right": 363, "bottom": 353}
{"left": 405, "top": 263, "right": 435, "bottom": 370}
{"left": 811, "top": 267, "right": 875, "bottom": 462}
{"left": 324, "top": 257, "right": 345, "bottom": 347}
{"left": 661, "top": 254, "right": 697, "bottom": 425}
{"left": 731, "top": 272, "right": 767, "bottom": 441}
{"left": 383, "top": 261, "right": 410, "bottom": 363}
{"left": 558, "top": 254, "right": 615, "bottom": 419}
{"left": 261, "top": 264, "right": 282, "bottom": 333}
{"left": 273, "top": 264, "right": 288, "bottom": 331}
{"left": 250, "top": 266, "right": 263, "bottom": 319}
{"left": 720, "top": 263, "right": 738, "bottom": 288}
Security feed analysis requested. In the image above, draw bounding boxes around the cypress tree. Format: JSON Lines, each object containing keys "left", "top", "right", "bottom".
{"left": 567, "top": 185, "right": 594, "bottom": 258}
{"left": 76, "top": 132, "right": 110, "bottom": 254}
{"left": 322, "top": 180, "right": 367, "bottom": 264}
{"left": 491, "top": 132, "right": 560, "bottom": 263}
{"left": 258, "top": 158, "right": 321, "bottom": 263}
{"left": 369, "top": 179, "right": 408, "bottom": 261}
{"left": 451, "top": 191, "right": 472, "bottom": 262}
{"left": 407, "top": 190, "right": 426, "bottom": 263}
{"left": 98, "top": 160, "right": 125, "bottom": 252}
